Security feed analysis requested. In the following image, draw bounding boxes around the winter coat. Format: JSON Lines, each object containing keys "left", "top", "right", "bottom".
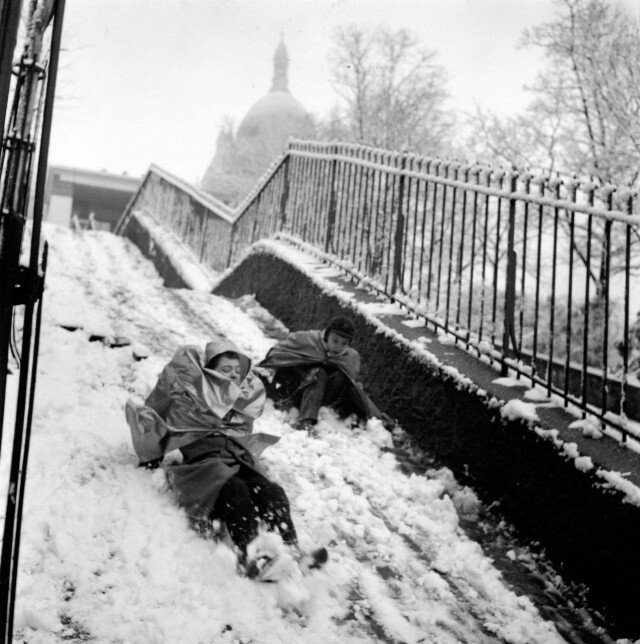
{"left": 259, "top": 329, "right": 383, "bottom": 419}
{"left": 125, "top": 339, "right": 278, "bottom": 519}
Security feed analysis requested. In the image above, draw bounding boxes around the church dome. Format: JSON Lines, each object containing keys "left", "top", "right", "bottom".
{"left": 236, "top": 38, "right": 314, "bottom": 148}
{"left": 237, "top": 91, "right": 311, "bottom": 142}
{"left": 201, "top": 37, "right": 315, "bottom": 205}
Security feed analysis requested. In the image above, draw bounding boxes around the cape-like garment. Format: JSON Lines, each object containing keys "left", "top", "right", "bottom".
{"left": 126, "top": 340, "right": 278, "bottom": 518}
{"left": 259, "top": 329, "right": 383, "bottom": 419}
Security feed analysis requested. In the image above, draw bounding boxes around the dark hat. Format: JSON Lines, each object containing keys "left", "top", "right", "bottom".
{"left": 326, "top": 316, "right": 355, "bottom": 340}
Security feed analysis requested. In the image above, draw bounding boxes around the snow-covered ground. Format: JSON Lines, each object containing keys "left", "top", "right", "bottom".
{"left": 0, "top": 224, "right": 609, "bottom": 643}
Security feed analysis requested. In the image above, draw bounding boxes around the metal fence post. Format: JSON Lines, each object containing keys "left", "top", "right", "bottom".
{"left": 325, "top": 143, "right": 338, "bottom": 253}
{"left": 391, "top": 152, "right": 407, "bottom": 295}
{"left": 279, "top": 153, "right": 290, "bottom": 230}
{"left": 501, "top": 169, "right": 519, "bottom": 375}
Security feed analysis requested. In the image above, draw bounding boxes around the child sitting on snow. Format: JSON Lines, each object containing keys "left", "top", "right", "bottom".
{"left": 125, "top": 338, "right": 326, "bottom": 580}
{"left": 259, "top": 315, "right": 393, "bottom": 434}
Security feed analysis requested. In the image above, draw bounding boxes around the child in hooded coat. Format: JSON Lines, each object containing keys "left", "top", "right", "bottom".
{"left": 260, "top": 316, "right": 391, "bottom": 433}
{"left": 126, "top": 339, "right": 303, "bottom": 572}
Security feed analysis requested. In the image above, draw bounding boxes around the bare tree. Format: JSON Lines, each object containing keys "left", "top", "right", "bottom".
{"left": 326, "top": 25, "right": 454, "bottom": 156}
{"left": 472, "top": 0, "right": 640, "bottom": 187}
{"left": 468, "top": 0, "right": 640, "bottom": 291}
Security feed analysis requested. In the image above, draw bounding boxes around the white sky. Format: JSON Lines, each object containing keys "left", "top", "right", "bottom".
{"left": 48, "top": 0, "right": 638, "bottom": 184}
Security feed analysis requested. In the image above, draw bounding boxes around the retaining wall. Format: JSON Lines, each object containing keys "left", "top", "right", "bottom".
{"left": 119, "top": 216, "right": 640, "bottom": 638}
{"left": 214, "top": 249, "right": 640, "bottom": 639}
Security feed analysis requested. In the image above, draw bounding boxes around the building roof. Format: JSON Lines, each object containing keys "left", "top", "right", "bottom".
{"left": 48, "top": 165, "right": 143, "bottom": 192}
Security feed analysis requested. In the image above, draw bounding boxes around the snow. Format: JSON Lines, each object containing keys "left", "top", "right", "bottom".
{"left": 597, "top": 470, "right": 640, "bottom": 506}
{"left": 492, "top": 376, "right": 525, "bottom": 388}
{"left": 0, "top": 223, "right": 580, "bottom": 643}
{"left": 132, "top": 210, "right": 217, "bottom": 292}
{"left": 500, "top": 400, "right": 539, "bottom": 424}
{"left": 289, "top": 142, "right": 640, "bottom": 226}
{"left": 523, "top": 385, "right": 553, "bottom": 403}
{"left": 401, "top": 318, "right": 426, "bottom": 329}
{"left": 570, "top": 418, "right": 604, "bottom": 440}
{"left": 436, "top": 332, "right": 457, "bottom": 346}
{"left": 248, "top": 233, "right": 640, "bottom": 505}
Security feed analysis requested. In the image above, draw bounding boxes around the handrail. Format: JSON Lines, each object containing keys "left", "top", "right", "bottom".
{"left": 116, "top": 139, "right": 640, "bottom": 439}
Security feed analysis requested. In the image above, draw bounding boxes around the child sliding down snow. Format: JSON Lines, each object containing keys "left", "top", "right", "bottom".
{"left": 260, "top": 315, "right": 393, "bottom": 435}
{"left": 125, "top": 338, "right": 327, "bottom": 581}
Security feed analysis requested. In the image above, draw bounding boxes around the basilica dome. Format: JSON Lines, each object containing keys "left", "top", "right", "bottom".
{"left": 237, "top": 91, "right": 311, "bottom": 142}
{"left": 201, "top": 38, "right": 315, "bottom": 206}
{"left": 236, "top": 39, "right": 313, "bottom": 145}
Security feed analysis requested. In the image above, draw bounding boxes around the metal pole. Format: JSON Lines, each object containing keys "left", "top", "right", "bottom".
{"left": 0, "top": 0, "right": 66, "bottom": 638}
{"left": 391, "top": 152, "right": 407, "bottom": 295}
{"left": 501, "top": 170, "right": 518, "bottom": 375}
{"left": 0, "top": 0, "right": 24, "bottom": 132}
{"left": 324, "top": 144, "right": 338, "bottom": 254}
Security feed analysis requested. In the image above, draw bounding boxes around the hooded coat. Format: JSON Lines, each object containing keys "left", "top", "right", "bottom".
{"left": 126, "top": 340, "right": 277, "bottom": 519}
{"left": 259, "top": 329, "right": 383, "bottom": 419}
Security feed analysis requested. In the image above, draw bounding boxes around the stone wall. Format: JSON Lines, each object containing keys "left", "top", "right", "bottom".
{"left": 120, "top": 212, "right": 640, "bottom": 637}
{"left": 214, "top": 249, "right": 640, "bottom": 639}
{"left": 121, "top": 213, "right": 191, "bottom": 289}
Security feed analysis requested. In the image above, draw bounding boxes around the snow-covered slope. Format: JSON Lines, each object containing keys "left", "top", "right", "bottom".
{"left": 4, "top": 224, "right": 571, "bottom": 643}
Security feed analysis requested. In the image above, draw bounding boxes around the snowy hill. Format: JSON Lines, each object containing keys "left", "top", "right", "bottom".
{"left": 2, "top": 224, "right": 585, "bottom": 643}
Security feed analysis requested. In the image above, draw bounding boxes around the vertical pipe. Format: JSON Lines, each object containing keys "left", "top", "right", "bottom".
{"left": 479, "top": 171, "right": 491, "bottom": 346}
{"left": 456, "top": 166, "right": 469, "bottom": 335}
{"left": 467, "top": 167, "right": 480, "bottom": 349}
{"left": 519, "top": 174, "right": 531, "bottom": 364}
{"left": 381, "top": 152, "right": 394, "bottom": 291}
{"left": 315, "top": 149, "right": 328, "bottom": 246}
{"left": 403, "top": 154, "right": 417, "bottom": 294}
{"left": 1, "top": 1, "right": 66, "bottom": 638}
{"left": 546, "top": 177, "right": 562, "bottom": 396}
{"left": 501, "top": 170, "right": 518, "bottom": 375}
{"left": 435, "top": 162, "right": 449, "bottom": 319}
{"left": 279, "top": 154, "right": 290, "bottom": 230}
{"left": 416, "top": 159, "right": 431, "bottom": 304}
{"left": 0, "top": 0, "right": 24, "bottom": 132}
{"left": 369, "top": 151, "right": 382, "bottom": 277}
{"left": 532, "top": 180, "right": 544, "bottom": 383}
{"left": 332, "top": 143, "right": 346, "bottom": 258}
{"left": 563, "top": 179, "right": 578, "bottom": 403}
{"left": 601, "top": 190, "right": 613, "bottom": 422}
{"left": 491, "top": 172, "right": 504, "bottom": 349}
{"left": 581, "top": 184, "right": 594, "bottom": 417}
{"left": 621, "top": 193, "right": 633, "bottom": 438}
{"left": 408, "top": 157, "right": 422, "bottom": 295}
{"left": 355, "top": 147, "right": 369, "bottom": 270}
{"left": 383, "top": 153, "right": 397, "bottom": 293}
{"left": 445, "top": 163, "right": 459, "bottom": 331}
{"left": 426, "top": 161, "right": 440, "bottom": 307}
{"left": 357, "top": 147, "right": 372, "bottom": 272}
{"left": 345, "top": 145, "right": 359, "bottom": 262}
{"left": 345, "top": 146, "right": 357, "bottom": 262}
{"left": 392, "top": 152, "right": 407, "bottom": 295}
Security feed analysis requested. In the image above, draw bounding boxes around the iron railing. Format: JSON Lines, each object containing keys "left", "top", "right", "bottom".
{"left": 116, "top": 140, "right": 640, "bottom": 439}
{"left": 0, "top": 0, "right": 66, "bottom": 638}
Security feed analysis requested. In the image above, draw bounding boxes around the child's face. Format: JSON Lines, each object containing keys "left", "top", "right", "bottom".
{"left": 214, "top": 356, "right": 242, "bottom": 384}
{"left": 326, "top": 331, "right": 350, "bottom": 356}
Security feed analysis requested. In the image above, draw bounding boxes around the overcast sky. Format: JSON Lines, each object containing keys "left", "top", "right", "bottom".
{"left": 47, "top": 0, "right": 638, "bottom": 184}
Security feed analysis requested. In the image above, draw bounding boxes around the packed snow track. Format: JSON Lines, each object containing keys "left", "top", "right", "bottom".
{"left": 2, "top": 225, "right": 580, "bottom": 643}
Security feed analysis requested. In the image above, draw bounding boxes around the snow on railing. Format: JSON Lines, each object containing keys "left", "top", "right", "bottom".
{"left": 116, "top": 140, "right": 640, "bottom": 438}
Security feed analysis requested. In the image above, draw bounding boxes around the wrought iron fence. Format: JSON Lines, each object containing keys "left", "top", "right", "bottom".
{"left": 116, "top": 140, "right": 640, "bottom": 439}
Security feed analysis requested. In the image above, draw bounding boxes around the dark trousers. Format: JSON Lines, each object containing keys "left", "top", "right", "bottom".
{"left": 271, "top": 366, "right": 366, "bottom": 423}
{"left": 298, "top": 367, "right": 352, "bottom": 422}
{"left": 211, "top": 466, "right": 297, "bottom": 554}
